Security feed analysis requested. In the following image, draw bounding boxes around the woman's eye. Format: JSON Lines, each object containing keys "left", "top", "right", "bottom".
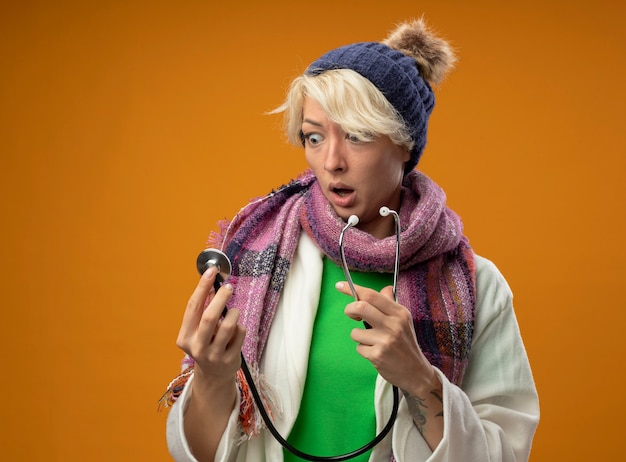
{"left": 346, "top": 133, "right": 363, "bottom": 143}
{"left": 304, "top": 133, "right": 323, "bottom": 146}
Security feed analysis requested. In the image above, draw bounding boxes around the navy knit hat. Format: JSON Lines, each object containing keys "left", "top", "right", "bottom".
{"left": 305, "top": 19, "right": 455, "bottom": 174}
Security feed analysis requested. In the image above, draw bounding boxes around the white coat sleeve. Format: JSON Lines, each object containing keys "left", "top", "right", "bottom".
{"left": 166, "top": 373, "right": 242, "bottom": 462}
{"left": 393, "top": 255, "right": 540, "bottom": 461}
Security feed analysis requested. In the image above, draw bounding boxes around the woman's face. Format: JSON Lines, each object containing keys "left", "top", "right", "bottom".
{"left": 302, "top": 97, "right": 410, "bottom": 239}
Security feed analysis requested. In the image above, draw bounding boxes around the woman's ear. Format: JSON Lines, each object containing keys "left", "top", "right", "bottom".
{"left": 404, "top": 147, "right": 411, "bottom": 163}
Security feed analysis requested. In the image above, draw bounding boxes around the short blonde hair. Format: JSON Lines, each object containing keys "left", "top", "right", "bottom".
{"left": 273, "top": 69, "right": 414, "bottom": 151}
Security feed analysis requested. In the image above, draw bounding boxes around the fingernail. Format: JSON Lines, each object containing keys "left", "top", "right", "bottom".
{"left": 335, "top": 282, "right": 344, "bottom": 290}
{"left": 224, "top": 283, "right": 233, "bottom": 292}
{"left": 202, "top": 266, "right": 216, "bottom": 279}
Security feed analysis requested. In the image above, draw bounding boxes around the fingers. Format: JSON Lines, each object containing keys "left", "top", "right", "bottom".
{"left": 177, "top": 268, "right": 234, "bottom": 351}
{"left": 335, "top": 281, "right": 398, "bottom": 327}
{"left": 379, "top": 285, "right": 395, "bottom": 300}
{"left": 177, "top": 281, "right": 244, "bottom": 377}
{"left": 195, "top": 283, "right": 235, "bottom": 344}
{"left": 213, "top": 310, "right": 246, "bottom": 362}
{"left": 178, "top": 267, "right": 217, "bottom": 339}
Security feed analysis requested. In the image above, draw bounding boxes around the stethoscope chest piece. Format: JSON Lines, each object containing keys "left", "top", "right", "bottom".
{"left": 196, "top": 248, "right": 232, "bottom": 282}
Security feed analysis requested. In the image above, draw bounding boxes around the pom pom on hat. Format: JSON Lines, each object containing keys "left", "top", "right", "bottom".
{"left": 383, "top": 18, "right": 456, "bottom": 85}
{"left": 306, "top": 18, "right": 456, "bottom": 173}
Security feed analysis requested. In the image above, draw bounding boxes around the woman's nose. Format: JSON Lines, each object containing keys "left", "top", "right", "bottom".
{"left": 323, "top": 137, "right": 347, "bottom": 172}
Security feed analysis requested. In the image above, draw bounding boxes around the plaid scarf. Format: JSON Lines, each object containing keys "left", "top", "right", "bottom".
{"left": 160, "top": 169, "right": 476, "bottom": 441}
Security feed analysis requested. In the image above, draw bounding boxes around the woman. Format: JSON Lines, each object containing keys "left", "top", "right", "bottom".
{"left": 161, "top": 18, "right": 539, "bottom": 462}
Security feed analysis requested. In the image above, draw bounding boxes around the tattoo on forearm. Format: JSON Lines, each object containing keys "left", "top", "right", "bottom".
{"left": 402, "top": 389, "right": 443, "bottom": 435}
{"left": 431, "top": 389, "right": 443, "bottom": 417}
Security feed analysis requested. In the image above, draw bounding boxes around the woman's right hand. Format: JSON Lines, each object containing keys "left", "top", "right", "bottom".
{"left": 175, "top": 267, "right": 247, "bottom": 461}
{"left": 176, "top": 266, "right": 246, "bottom": 385}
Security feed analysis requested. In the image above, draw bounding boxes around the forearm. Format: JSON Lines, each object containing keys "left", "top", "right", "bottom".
{"left": 183, "top": 371, "right": 238, "bottom": 462}
{"left": 402, "top": 369, "right": 444, "bottom": 451}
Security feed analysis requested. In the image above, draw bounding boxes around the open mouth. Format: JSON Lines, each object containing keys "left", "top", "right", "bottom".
{"left": 328, "top": 182, "right": 356, "bottom": 207}
{"left": 333, "top": 187, "right": 353, "bottom": 197}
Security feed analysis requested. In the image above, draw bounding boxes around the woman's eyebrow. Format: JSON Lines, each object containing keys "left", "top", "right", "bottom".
{"left": 302, "top": 118, "right": 324, "bottom": 127}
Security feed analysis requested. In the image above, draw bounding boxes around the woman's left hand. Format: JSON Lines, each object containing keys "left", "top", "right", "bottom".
{"left": 337, "top": 281, "right": 445, "bottom": 449}
{"left": 335, "top": 281, "right": 438, "bottom": 397}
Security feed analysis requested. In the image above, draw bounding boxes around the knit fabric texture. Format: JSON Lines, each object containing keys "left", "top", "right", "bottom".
{"left": 160, "top": 169, "right": 477, "bottom": 446}
{"left": 306, "top": 42, "right": 435, "bottom": 173}
{"left": 216, "top": 168, "right": 475, "bottom": 379}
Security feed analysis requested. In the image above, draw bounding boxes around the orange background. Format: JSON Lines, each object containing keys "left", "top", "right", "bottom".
{"left": 1, "top": 1, "right": 624, "bottom": 460}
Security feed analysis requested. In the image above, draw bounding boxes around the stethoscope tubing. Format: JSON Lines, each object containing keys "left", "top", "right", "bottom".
{"left": 239, "top": 350, "right": 399, "bottom": 461}
{"left": 197, "top": 206, "right": 402, "bottom": 460}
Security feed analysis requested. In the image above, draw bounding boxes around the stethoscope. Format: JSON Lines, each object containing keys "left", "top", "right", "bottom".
{"left": 196, "top": 207, "right": 401, "bottom": 461}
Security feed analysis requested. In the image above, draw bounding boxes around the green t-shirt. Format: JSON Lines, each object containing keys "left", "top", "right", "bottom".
{"left": 284, "top": 258, "right": 392, "bottom": 461}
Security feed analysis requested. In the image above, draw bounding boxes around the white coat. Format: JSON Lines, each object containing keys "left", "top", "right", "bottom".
{"left": 167, "top": 233, "right": 540, "bottom": 461}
